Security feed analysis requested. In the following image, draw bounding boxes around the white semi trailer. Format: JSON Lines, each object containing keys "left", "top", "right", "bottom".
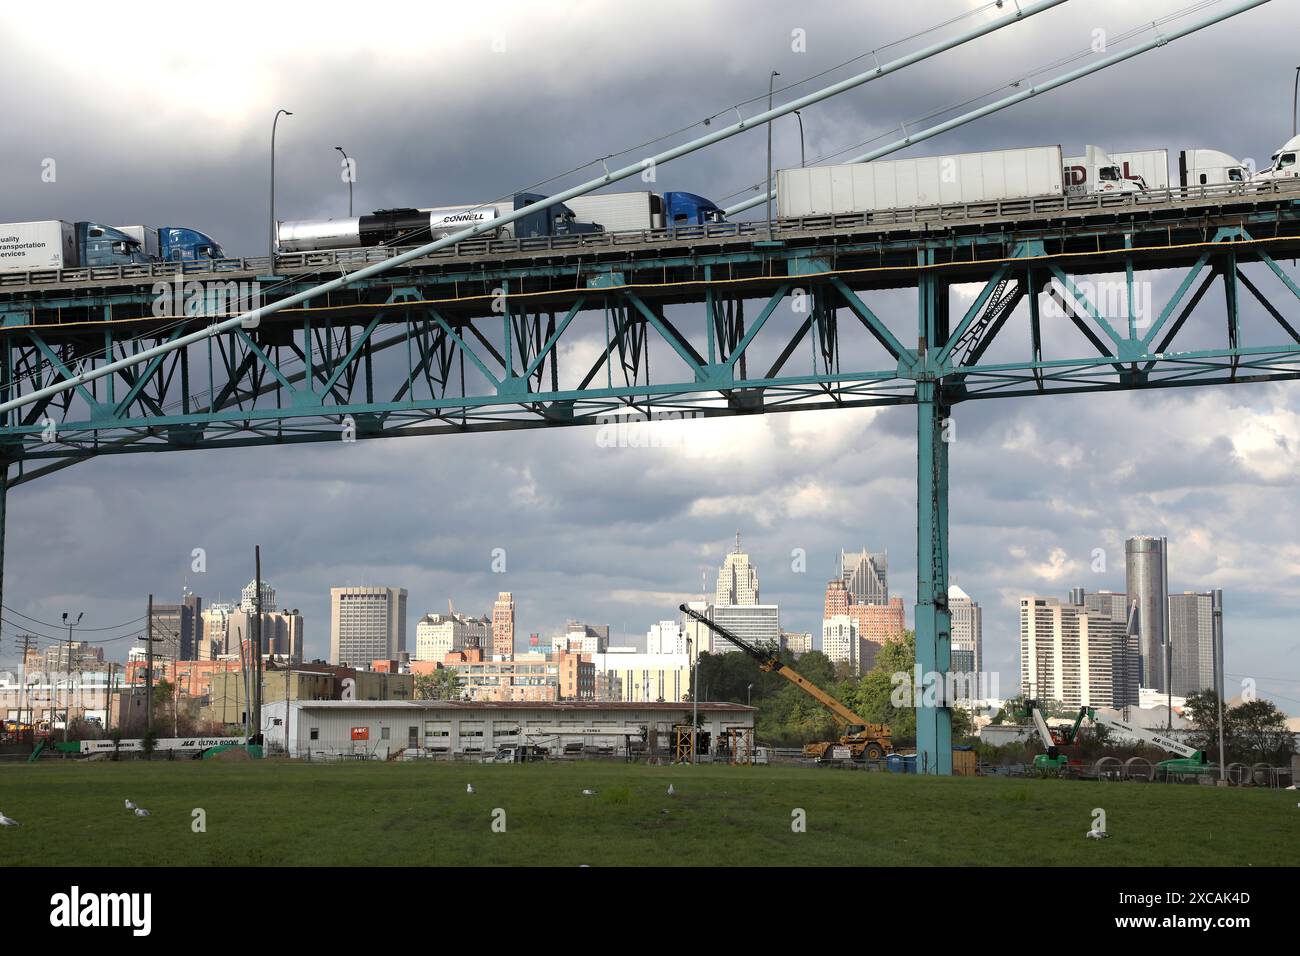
{"left": 776, "top": 146, "right": 1066, "bottom": 218}
{"left": 0, "top": 220, "right": 79, "bottom": 271}
{"left": 1111, "top": 150, "right": 1171, "bottom": 190}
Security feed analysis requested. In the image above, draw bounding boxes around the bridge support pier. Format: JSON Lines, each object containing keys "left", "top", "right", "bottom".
{"left": 914, "top": 384, "right": 953, "bottom": 774}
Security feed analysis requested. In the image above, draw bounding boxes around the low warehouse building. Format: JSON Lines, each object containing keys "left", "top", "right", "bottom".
{"left": 261, "top": 699, "right": 754, "bottom": 760}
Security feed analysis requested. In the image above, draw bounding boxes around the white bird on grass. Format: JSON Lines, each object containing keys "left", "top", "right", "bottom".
{"left": 0, "top": 810, "right": 21, "bottom": 827}
{"left": 124, "top": 799, "right": 136, "bottom": 811}
{"left": 1085, "top": 827, "right": 1110, "bottom": 840}
{"left": 466, "top": 783, "right": 475, "bottom": 794}
{"left": 133, "top": 808, "right": 151, "bottom": 818}
{"left": 667, "top": 784, "right": 676, "bottom": 797}
{"left": 581, "top": 789, "right": 597, "bottom": 796}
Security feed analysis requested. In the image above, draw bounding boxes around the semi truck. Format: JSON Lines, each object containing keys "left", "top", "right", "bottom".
{"left": 1253, "top": 134, "right": 1300, "bottom": 182}
{"left": 1062, "top": 145, "right": 1147, "bottom": 196}
{"left": 776, "top": 145, "right": 1058, "bottom": 217}
{"left": 276, "top": 191, "right": 602, "bottom": 254}
{"left": 1181, "top": 149, "right": 1251, "bottom": 187}
{"left": 0, "top": 220, "right": 152, "bottom": 274}
{"left": 1105, "top": 149, "right": 1170, "bottom": 191}
{"left": 563, "top": 190, "right": 727, "bottom": 232}
{"left": 115, "top": 225, "right": 227, "bottom": 263}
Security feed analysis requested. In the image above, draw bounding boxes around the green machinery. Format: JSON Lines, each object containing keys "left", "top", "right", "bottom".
{"left": 1024, "top": 699, "right": 1208, "bottom": 779}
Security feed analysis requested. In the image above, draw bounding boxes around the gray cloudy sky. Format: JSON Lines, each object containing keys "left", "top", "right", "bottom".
{"left": 2, "top": 0, "right": 1298, "bottom": 714}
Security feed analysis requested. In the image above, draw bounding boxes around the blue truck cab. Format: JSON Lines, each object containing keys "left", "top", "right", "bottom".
{"left": 512, "top": 193, "right": 603, "bottom": 237}
{"left": 159, "top": 227, "right": 226, "bottom": 262}
{"left": 75, "top": 222, "right": 152, "bottom": 267}
{"left": 662, "top": 191, "right": 728, "bottom": 228}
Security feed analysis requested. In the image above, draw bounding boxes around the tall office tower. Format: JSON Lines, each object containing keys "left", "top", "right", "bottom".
{"left": 715, "top": 532, "right": 760, "bottom": 605}
{"left": 1125, "top": 536, "right": 1169, "bottom": 691}
{"left": 647, "top": 620, "right": 687, "bottom": 655}
{"left": 200, "top": 602, "right": 237, "bottom": 659}
{"left": 848, "top": 598, "right": 906, "bottom": 672}
{"left": 842, "top": 548, "right": 888, "bottom": 605}
{"left": 1167, "top": 590, "right": 1224, "bottom": 699}
{"left": 149, "top": 597, "right": 200, "bottom": 661}
{"left": 492, "top": 592, "right": 516, "bottom": 659}
{"left": 1020, "top": 596, "right": 1139, "bottom": 709}
{"left": 947, "top": 584, "right": 983, "bottom": 676}
{"left": 240, "top": 579, "right": 277, "bottom": 614}
{"left": 823, "top": 579, "right": 851, "bottom": 618}
{"left": 330, "top": 586, "right": 407, "bottom": 666}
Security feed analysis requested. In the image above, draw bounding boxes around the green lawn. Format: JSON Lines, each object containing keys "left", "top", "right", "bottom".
{"left": 0, "top": 760, "right": 1293, "bottom": 866}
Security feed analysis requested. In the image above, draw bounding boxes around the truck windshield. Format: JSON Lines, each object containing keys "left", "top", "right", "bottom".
{"left": 1099, "top": 167, "right": 1121, "bottom": 181}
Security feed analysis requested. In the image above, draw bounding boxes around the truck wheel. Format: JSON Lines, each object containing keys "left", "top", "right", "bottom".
{"left": 864, "top": 745, "right": 883, "bottom": 762}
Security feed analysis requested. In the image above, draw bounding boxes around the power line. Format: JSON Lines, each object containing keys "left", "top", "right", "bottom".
{"left": 2, "top": 605, "right": 145, "bottom": 632}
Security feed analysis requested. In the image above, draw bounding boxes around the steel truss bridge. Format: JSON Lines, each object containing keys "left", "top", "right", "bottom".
{"left": 5, "top": 180, "right": 1300, "bottom": 772}
{"left": 0, "top": 0, "right": 1285, "bottom": 775}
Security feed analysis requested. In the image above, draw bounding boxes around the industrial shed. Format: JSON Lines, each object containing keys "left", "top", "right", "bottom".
{"left": 260, "top": 699, "right": 755, "bottom": 760}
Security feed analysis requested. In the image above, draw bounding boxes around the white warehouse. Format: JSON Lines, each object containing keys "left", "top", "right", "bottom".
{"left": 261, "top": 699, "right": 755, "bottom": 760}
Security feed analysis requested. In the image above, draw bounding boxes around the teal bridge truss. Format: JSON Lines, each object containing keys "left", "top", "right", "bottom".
{"left": 4, "top": 180, "right": 1300, "bottom": 773}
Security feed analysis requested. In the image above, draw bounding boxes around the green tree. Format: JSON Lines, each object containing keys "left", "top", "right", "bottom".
{"left": 414, "top": 669, "right": 461, "bottom": 701}
{"left": 1183, "top": 688, "right": 1232, "bottom": 752}
{"left": 1229, "top": 698, "right": 1294, "bottom": 762}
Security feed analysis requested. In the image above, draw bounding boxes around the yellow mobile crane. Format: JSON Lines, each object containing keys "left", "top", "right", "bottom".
{"left": 680, "top": 604, "right": 893, "bottom": 762}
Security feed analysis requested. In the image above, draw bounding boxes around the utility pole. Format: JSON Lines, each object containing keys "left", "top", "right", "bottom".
{"left": 16, "top": 634, "right": 33, "bottom": 732}
{"left": 61, "top": 611, "right": 82, "bottom": 743}
{"left": 237, "top": 626, "right": 250, "bottom": 739}
{"left": 145, "top": 594, "right": 154, "bottom": 738}
{"left": 253, "top": 545, "right": 263, "bottom": 743}
{"left": 1214, "top": 589, "right": 1226, "bottom": 784}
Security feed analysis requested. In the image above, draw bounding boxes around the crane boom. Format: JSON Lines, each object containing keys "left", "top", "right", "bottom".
{"left": 679, "top": 604, "right": 869, "bottom": 728}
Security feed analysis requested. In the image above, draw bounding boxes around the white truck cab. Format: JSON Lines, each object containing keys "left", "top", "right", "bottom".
{"left": 1254, "top": 135, "right": 1300, "bottom": 182}
{"left": 1064, "top": 145, "right": 1144, "bottom": 196}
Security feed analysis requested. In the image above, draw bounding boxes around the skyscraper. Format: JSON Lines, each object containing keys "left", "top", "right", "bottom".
{"left": 1125, "top": 536, "right": 1169, "bottom": 691}
{"left": 715, "top": 532, "right": 760, "bottom": 605}
{"left": 947, "top": 584, "right": 982, "bottom": 676}
{"left": 150, "top": 592, "right": 202, "bottom": 661}
{"left": 1020, "top": 596, "right": 1139, "bottom": 709}
{"left": 241, "top": 580, "right": 277, "bottom": 613}
{"left": 842, "top": 548, "right": 888, "bottom": 605}
{"left": 330, "top": 586, "right": 407, "bottom": 666}
{"left": 492, "top": 592, "right": 515, "bottom": 659}
{"left": 1167, "top": 590, "right": 1224, "bottom": 699}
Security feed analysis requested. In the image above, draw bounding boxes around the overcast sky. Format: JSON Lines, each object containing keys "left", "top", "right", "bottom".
{"left": 2, "top": 0, "right": 1298, "bottom": 714}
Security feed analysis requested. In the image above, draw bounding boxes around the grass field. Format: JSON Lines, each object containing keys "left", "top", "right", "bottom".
{"left": 0, "top": 760, "right": 1294, "bottom": 866}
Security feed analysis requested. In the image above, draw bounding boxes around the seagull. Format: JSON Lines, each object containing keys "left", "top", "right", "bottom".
{"left": 466, "top": 784, "right": 475, "bottom": 794}
{"left": 0, "top": 810, "right": 21, "bottom": 827}
{"left": 133, "top": 808, "right": 150, "bottom": 818}
{"left": 667, "top": 784, "right": 676, "bottom": 797}
{"left": 581, "top": 789, "right": 597, "bottom": 796}
{"left": 124, "top": 799, "right": 136, "bottom": 811}
{"left": 1085, "top": 827, "right": 1110, "bottom": 840}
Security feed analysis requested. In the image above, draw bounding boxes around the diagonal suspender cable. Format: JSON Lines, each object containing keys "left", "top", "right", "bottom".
{"left": 725, "top": 0, "right": 1272, "bottom": 216}
{"left": 0, "top": 0, "right": 1076, "bottom": 419}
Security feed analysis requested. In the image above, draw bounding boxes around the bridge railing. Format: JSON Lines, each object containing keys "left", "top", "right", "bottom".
{"left": 2, "top": 179, "right": 1296, "bottom": 294}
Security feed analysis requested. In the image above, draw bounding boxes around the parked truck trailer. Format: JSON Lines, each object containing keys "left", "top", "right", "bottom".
{"left": 775, "top": 145, "right": 1066, "bottom": 218}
